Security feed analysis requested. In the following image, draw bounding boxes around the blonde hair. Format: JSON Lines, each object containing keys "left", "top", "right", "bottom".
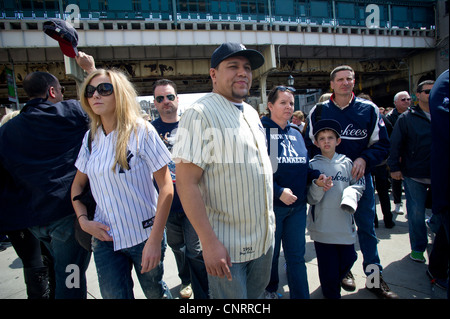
{"left": 1, "top": 110, "right": 20, "bottom": 126}
{"left": 79, "top": 68, "right": 141, "bottom": 172}
{"left": 318, "top": 93, "right": 332, "bottom": 103}
{"left": 292, "top": 110, "right": 304, "bottom": 121}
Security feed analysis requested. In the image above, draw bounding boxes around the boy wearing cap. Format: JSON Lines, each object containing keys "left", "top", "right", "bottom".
{"left": 173, "top": 43, "right": 274, "bottom": 299}
{"left": 307, "top": 119, "right": 365, "bottom": 299}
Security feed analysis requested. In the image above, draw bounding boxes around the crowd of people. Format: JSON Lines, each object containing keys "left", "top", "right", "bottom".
{"left": 0, "top": 42, "right": 448, "bottom": 300}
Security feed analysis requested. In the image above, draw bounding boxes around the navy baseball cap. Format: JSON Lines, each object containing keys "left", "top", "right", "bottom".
{"left": 313, "top": 119, "right": 342, "bottom": 138}
{"left": 211, "top": 43, "right": 265, "bottom": 70}
{"left": 43, "top": 19, "right": 78, "bottom": 58}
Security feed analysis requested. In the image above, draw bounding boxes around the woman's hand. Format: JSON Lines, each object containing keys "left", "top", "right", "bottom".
{"left": 79, "top": 217, "right": 113, "bottom": 241}
{"left": 141, "top": 239, "right": 161, "bottom": 273}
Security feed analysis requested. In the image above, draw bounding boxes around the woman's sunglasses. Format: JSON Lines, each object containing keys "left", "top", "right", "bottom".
{"left": 276, "top": 86, "right": 296, "bottom": 93}
{"left": 155, "top": 94, "right": 176, "bottom": 103}
{"left": 84, "top": 83, "right": 114, "bottom": 98}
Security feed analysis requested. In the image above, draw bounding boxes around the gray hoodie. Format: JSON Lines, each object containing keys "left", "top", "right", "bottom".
{"left": 307, "top": 152, "right": 365, "bottom": 245}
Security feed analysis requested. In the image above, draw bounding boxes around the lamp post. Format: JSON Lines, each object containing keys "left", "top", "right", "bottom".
{"left": 287, "top": 75, "right": 298, "bottom": 111}
{"left": 287, "top": 75, "right": 294, "bottom": 87}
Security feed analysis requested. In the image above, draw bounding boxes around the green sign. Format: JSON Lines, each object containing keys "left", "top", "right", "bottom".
{"left": 5, "top": 67, "right": 17, "bottom": 103}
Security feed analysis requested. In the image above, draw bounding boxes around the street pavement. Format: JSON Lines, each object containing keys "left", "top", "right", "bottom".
{"left": 0, "top": 194, "right": 447, "bottom": 300}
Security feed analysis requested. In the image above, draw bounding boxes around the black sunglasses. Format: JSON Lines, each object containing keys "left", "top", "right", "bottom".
{"left": 400, "top": 98, "right": 411, "bottom": 101}
{"left": 155, "top": 94, "right": 176, "bottom": 103}
{"left": 85, "top": 83, "right": 114, "bottom": 98}
{"left": 419, "top": 89, "right": 431, "bottom": 94}
{"left": 276, "top": 86, "right": 296, "bottom": 93}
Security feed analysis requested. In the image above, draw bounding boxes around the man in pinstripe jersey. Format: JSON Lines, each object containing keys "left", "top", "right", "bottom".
{"left": 173, "top": 43, "right": 275, "bottom": 299}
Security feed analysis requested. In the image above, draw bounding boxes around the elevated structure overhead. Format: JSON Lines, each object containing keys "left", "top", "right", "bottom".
{"left": 0, "top": 0, "right": 443, "bottom": 109}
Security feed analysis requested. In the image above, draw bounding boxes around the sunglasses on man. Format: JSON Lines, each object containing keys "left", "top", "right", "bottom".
{"left": 418, "top": 89, "right": 431, "bottom": 94}
{"left": 155, "top": 94, "right": 176, "bottom": 103}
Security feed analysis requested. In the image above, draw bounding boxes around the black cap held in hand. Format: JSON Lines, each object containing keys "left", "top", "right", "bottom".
{"left": 43, "top": 19, "right": 78, "bottom": 58}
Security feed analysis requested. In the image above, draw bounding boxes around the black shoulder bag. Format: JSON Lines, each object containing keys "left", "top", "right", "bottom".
{"left": 73, "top": 131, "right": 96, "bottom": 252}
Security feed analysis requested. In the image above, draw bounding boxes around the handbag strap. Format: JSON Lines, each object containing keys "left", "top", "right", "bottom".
{"left": 87, "top": 130, "right": 92, "bottom": 154}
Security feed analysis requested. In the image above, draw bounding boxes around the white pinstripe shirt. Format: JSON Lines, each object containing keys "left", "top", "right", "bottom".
{"left": 75, "top": 119, "right": 171, "bottom": 251}
{"left": 172, "top": 93, "right": 274, "bottom": 262}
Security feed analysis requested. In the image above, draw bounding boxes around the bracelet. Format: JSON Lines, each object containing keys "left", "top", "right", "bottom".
{"left": 77, "top": 214, "right": 88, "bottom": 221}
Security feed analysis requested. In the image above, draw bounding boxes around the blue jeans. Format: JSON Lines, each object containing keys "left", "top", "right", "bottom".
{"left": 166, "top": 210, "right": 209, "bottom": 299}
{"left": 354, "top": 173, "right": 382, "bottom": 273}
{"left": 29, "top": 214, "right": 91, "bottom": 299}
{"left": 92, "top": 234, "right": 172, "bottom": 299}
{"left": 403, "top": 177, "right": 430, "bottom": 252}
{"left": 208, "top": 246, "right": 273, "bottom": 299}
{"left": 266, "top": 203, "right": 309, "bottom": 299}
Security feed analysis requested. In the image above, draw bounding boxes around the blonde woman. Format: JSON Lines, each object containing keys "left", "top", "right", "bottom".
{"left": 0, "top": 110, "right": 20, "bottom": 126}
{"left": 71, "top": 69, "right": 174, "bottom": 299}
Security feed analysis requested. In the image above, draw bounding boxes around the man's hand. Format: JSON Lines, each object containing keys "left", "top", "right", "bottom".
{"left": 351, "top": 157, "right": 366, "bottom": 180}
{"left": 202, "top": 238, "right": 232, "bottom": 281}
{"left": 390, "top": 171, "right": 403, "bottom": 180}
{"left": 75, "top": 51, "right": 96, "bottom": 74}
{"left": 79, "top": 217, "right": 113, "bottom": 242}
{"left": 279, "top": 188, "right": 297, "bottom": 205}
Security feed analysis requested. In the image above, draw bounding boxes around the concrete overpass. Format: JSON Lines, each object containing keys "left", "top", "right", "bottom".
{"left": 0, "top": 17, "right": 442, "bottom": 111}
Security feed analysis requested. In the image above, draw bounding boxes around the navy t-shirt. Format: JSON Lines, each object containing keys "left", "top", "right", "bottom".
{"left": 151, "top": 117, "right": 183, "bottom": 213}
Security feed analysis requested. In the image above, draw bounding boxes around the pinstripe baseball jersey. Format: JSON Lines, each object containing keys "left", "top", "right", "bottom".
{"left": 172, "top": 93, "right": 275, "bottom": 263}
{"left": 75, "top": 119, "right": 171, "bottom": 251}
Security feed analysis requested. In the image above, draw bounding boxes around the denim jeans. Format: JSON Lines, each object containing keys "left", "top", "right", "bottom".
{"left": 166, "top": 210, "right": 209, "bottom": 299}
{"left": 354, "top": 173, "right": 382, "bottom": 273}
{"left": 92, "top": 233, "right": 172, "bottom": 299}
{"left": 403, "top": 177, "right": 430, "bottom": 253}
{"left": 29, "top": 213, "right": 91, "bottom": 299}
{"left": 208, "top": 246, "right": 273, "bottom": 299}
{"left": 266, "top": 203, "right": 309, "bottom": 299}
{"left": 372, "top": 164, "right": 393, "bottom": 223}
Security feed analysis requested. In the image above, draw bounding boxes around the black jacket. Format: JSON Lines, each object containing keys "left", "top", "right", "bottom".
{"left": 0, "top": 98, "right": 89, "bottom": 232}
{"left": 387, "top": 105, "right": 431, "bottom": 179}
{"left": 385, "top": 108, "right": 402, "bottom": 133}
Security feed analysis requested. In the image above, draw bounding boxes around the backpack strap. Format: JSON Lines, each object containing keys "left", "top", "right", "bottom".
{"left": 314, "top": 102, "right": 324, "bottom": 123}
{"left": 304, "top": 102, "right": 324, "bottom": 136}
